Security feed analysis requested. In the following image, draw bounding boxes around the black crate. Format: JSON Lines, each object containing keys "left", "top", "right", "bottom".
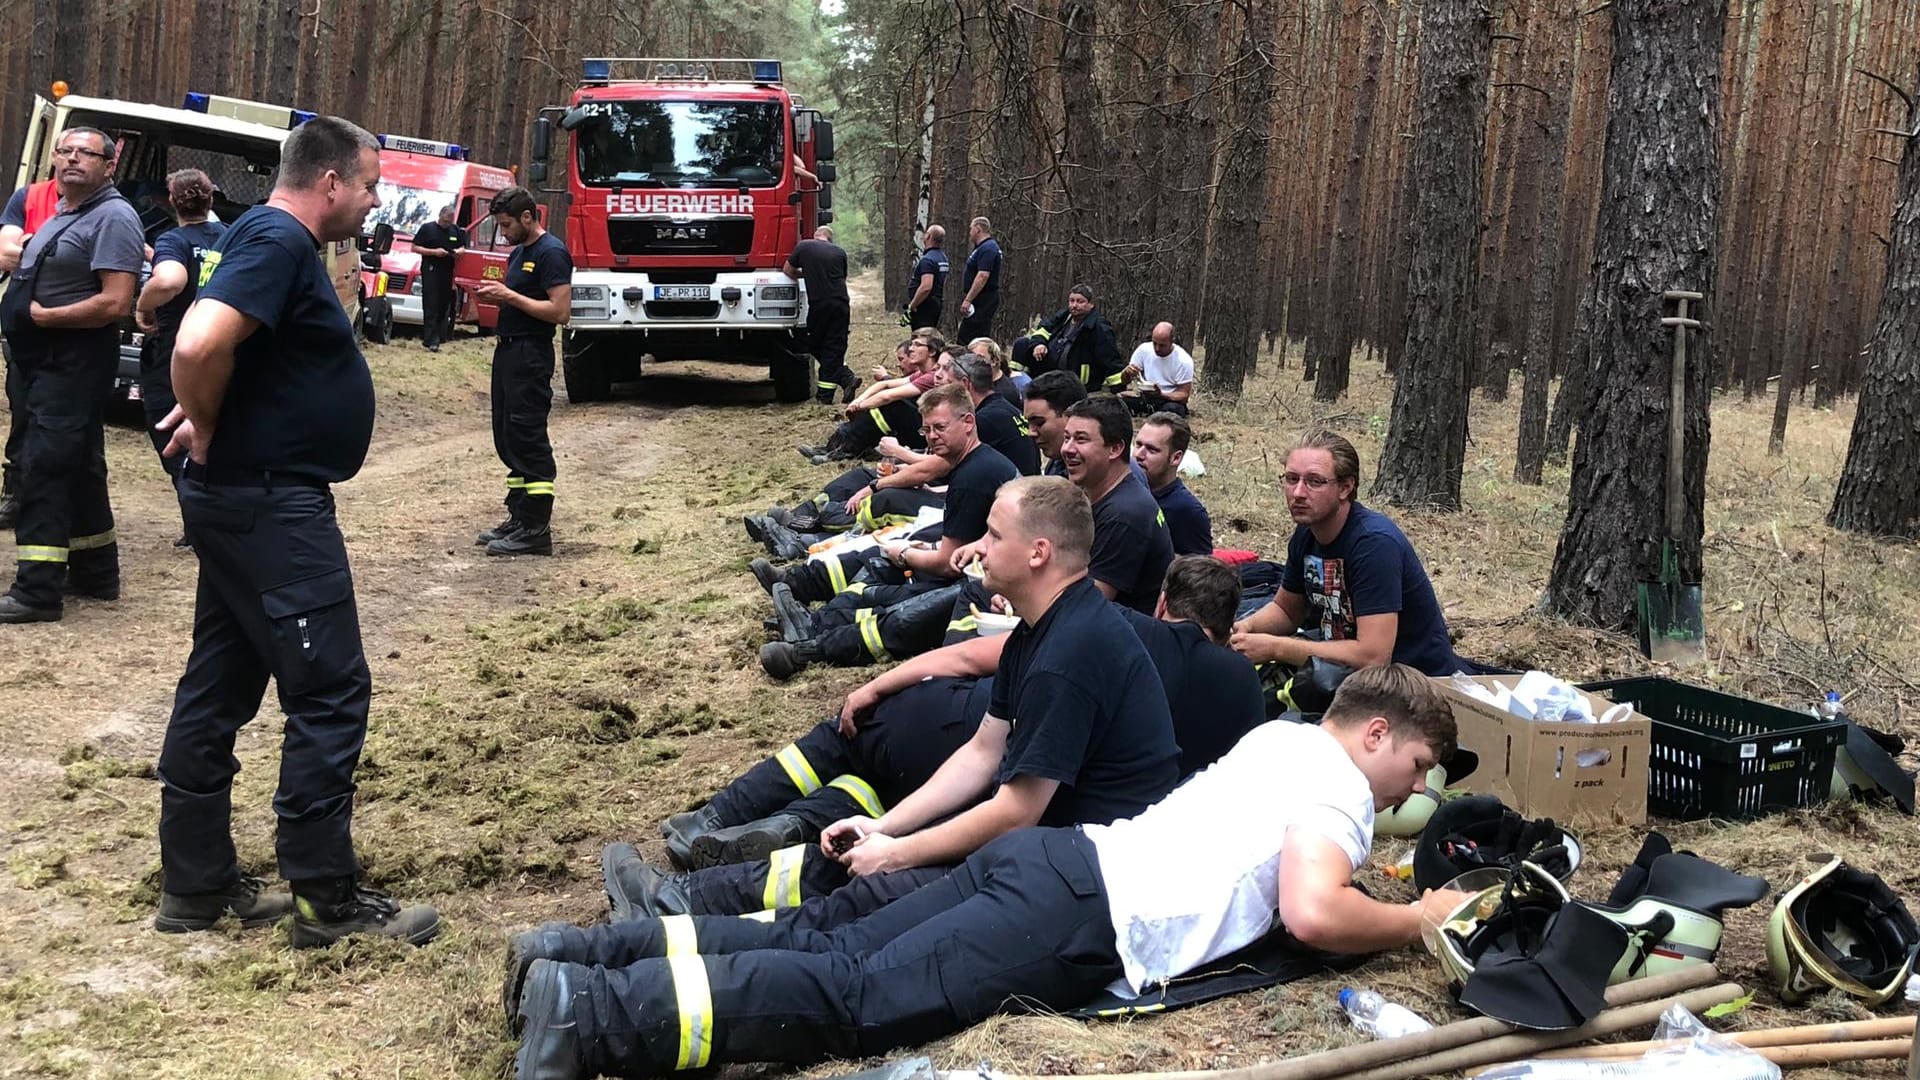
{"left": 1577, "top": 677, "right": 1846, "bottom": 820}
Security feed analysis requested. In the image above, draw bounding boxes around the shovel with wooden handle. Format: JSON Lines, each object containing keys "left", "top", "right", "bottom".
{"left": 1637, "top": 290, "right": 1707, "bottom": 664}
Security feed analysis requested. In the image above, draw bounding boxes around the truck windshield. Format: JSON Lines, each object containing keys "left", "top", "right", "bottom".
{"left": 365, "top": 182, "right": 458, "bottom": 236}
{"left": 573, "top": 100, "right": 785, "bottom": 188}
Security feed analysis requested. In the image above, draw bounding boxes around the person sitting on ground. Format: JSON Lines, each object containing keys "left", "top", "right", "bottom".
{"left": 600, "top": 475, "right": 1181, "bottom": 925}
{"left": 970, "top": 336, "right": 1026, "bottom": 405}
{"left": 667, "top": 554, "right": 1264, "bottom": 870}
{"left": 756, "top": 382, "right": 1018, "bottom": 679}
{"left": 1133, "top": 411, "right": 1213, "bottom": 556}
{"left": 1230, "top": 429, "right": 1463, "bottom": 675}
{"left": 870, "top": 338, "right": 913, "bottom": 385}
{"left": 1022, "top": 368, "right": 1090, "bottom": 471}
{"left": 1050, "top": 394, "right": 1174, "bottom": 614}
{"left": 1011, "top": 283, "right": 1124, "bottom": 389}
{"left": 795, "top": 330, "right": 949, "bottom": 465}
{"left": 506, "top": 664, "right": 1463, "bottom": 1080}
{"left": 874, "top": 350, "right": 1037, "bottom": 477}
{"left": 1119, "top": 321, "right": 1195, "bottom": 416}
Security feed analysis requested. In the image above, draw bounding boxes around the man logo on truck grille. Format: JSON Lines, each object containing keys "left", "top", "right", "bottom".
{"left": 655, "top": 225, "right": 709, "bottom": 241}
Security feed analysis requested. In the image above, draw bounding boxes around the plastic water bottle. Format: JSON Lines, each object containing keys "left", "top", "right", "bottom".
{"left": 1816, "top": 691, "right": 1843, "bottom": 722}
{"left": 1339, "top": 987, "right": 1432, "bottom": 1039}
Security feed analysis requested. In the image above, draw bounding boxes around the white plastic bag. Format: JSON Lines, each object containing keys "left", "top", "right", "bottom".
{"left": 1474, "top": 1005, "right": 1780, "bottom": 1080}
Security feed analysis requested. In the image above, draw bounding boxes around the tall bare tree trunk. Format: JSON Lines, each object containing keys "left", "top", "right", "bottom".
{"left": 1515, "top": 1, "right": 1577, "bottom": 485}
{"left": 1830, "top": 64, "right": 1920, "bottom": 538}
{"left": 1312, "top": 5, "right": 1386, "bottom": 403}
{"left": 1546, "top": 0, "right": 1725, "bottom": 629}
{"left": 1200, "top": 0, "right": 1280, "bottom": 398}
{"left": 1373, "top": 0, "right": 1490, "bottom": 510}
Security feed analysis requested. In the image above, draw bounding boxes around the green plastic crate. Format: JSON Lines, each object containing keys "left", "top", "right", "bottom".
{"left": 1578, "top": 677, "right": 1845, "bottom": 820}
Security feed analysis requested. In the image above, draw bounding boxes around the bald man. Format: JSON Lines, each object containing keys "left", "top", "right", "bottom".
{"left": 1121, "top": 322, "right": 1194, "bottom": 417}
{"left": 905, "top": 225, "right": 948, "bottom": 330}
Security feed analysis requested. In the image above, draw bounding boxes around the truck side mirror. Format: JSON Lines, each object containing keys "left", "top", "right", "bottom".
{"left": 358, "top": 221, "right": 395, "bottom": 256}
{"left": 814, "top": 120, "right": 835, "bottom": 162}
{"left": 532, "top": 117, "right": 552, "bottom": 161}
{"left": 529, "top": 161, "right": 549, "bottom": 183}
{"left": 817, "top": 161, "right": 837, "bottom": 184}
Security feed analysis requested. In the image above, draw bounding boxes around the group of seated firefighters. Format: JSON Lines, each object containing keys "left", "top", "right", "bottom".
{"left": 503, "top": 304, "right": 1487, "bottom": 1079}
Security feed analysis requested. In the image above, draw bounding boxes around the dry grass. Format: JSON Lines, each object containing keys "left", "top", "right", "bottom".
{"left": 0, "top": 286, "right": 1914, "bottom": 1079}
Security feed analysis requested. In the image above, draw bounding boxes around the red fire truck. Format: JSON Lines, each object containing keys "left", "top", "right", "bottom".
{"left": 360, "top": 134, "right": 518, "bottom": 342}
{"left": 530, "top": 57, "right": 836, "bottom": 402}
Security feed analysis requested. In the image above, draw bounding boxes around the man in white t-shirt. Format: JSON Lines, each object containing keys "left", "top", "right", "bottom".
{"left": 504, "top": 664, "right": 1465, "bottom": 1079}
{"left": 1120, "top": 321, "right": 1194, "bottom": 417}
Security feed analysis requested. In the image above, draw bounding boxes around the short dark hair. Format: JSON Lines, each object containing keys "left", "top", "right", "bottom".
{"left": 1292, "top": 429, "right": 1362, "bottom": 489}
{"left": 912, "top": 328, "right": 947, "bottom": 354}
{"left": 490, "top": 186, "right": 539, "bottom": 220}
{"left": 1162, "top": 556, "right": 1241, "bottom": 640}
{"left": 166, "top": 168, "right": 214, "bottom": 217}
{"left": 1069, "top": 283, "right": 1095, "bottom": 303}
{"left": 949, "top": 351, "right": 995, "bottom": 394}
{"left": 58, "top": 126, "right": 115, "bottom": 159}
{"left": 277, "top": 116, "right": 378, "bottom": 191}
{"left": 1025, "top": 369, "right": 1088, "bottom": 416}
{"left": 1144, "top": 411, "right": 1192, "bottom": 455}
{"left": 1323, "top": 664, "right": 1457, "bottom": 763}
{"left": 1064, "top": 393, "right": 1133, "bottom": 451}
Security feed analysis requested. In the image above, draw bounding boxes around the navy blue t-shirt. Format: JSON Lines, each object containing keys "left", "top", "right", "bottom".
{"left": 1280, "top": 502, "right": 1459, "bottom": 675}
{"left": 964, "top": 237, "right": 1002, "bottom": 301}
{"left": 497, "top": 231, "right": 572, "bottom": 337}
{"left": 975, "top": 393, "right": 1040, "bottom": 476}
{"left": 908, "top": 247, "right": 949, "bottom": 312}
{"left": 196, "top": 206, "right": 374, "bottom": 483}
{"left": 941, "top": 441, "right": 1017, "bottom": 545}
{"left": 1117, "top": 607, "right": 1264, "bottom": 778}
{"left": 1153, "top": 478, "right": 1214, "bottom": 556}
{"left": 0, "top": 188, "right": 25, "bottom": 229}
{"left": 988, "top": 577, "right": 1180, "bottom": 826}
{"left": 1089, "top": 471, "right": 1176, "bottom": 614}
{"left": 150, "top": 220, "right": 228, "bottom": 334}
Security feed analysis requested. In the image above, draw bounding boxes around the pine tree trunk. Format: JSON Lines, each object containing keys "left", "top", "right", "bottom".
{"left": 1199, "top": 0, "right": 1279, "bottom": 398}
{"left": 1545, "top": 0, "right": 1725, "bottom": 629}
{"left": 1515, "top": 1, "right": 1576, "bottom": 485}
{"left": 1372, "top": 0, "right": 1490, "bottom": 510}
{"left": 1312, "top": 6, "right": 1386, "bottom": 403}
{"left": 1829, "top": 65, "right": 1920, "bottom": 538}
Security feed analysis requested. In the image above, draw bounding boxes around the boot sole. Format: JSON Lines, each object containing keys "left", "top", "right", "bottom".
{"left": 686, "top": 826, "right": 802, "bottom": 871}
{"left": 289, "top": 912, "right": 442, "bottom": 949}
{"left": 154, "top": 910, "right": 291, "bottom": 934}
{"left": 600, "top": 844, "right": 639, "bottom": 923}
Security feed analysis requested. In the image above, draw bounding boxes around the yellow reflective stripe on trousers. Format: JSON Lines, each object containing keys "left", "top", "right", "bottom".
{"left": 1102, "top": 371, "right": 1126, "bottom": 388}
{"left": 661, "top": 913, "right": 698, "bottom": 957}
{"left": 774, "top": 744, "right": 823, "bottom": 796}
{"left": 505, "top": 477, "right": 528, "bottom": 489}
{"left": 869, "top": 408, "right": 892, "bottom": 436}
{"left": 827, "top": 774, "right": 885, "bottom": 818}
{"left": 667, "top": 953, "right": 714, "bottom": 1069}
{"left": 762, "top": 844, "right": 805, "bottom": 910}
{"left": 16, "top": 545, "right": 67, "bottom": 563}
{"left": 843, "top": 581, "right": 867, "bottom": 596}
{"left": 737, "top": 908, "right": 777, "bottom": 923}
{"left": 818, "top": 380, "right": 839, "bottom": 391}
{"left": 856, "top": 497, "right": 880, "bottom": 532}
{"left": 946, "top": 615, "right": 977, "bottom": 634}
{"left": 68, "top": 529, "right": 117, "bottom": 551}
{"left": 855, "top": 608, "right": 890, "bottom": 661}
{"left": 823, "top": 555, "right": 850, "bottom": 595}
{"left": 523, "top": 481, "right": 555, "bottom": 497}
{"left": 1078, "top": 364, "right": 1091, "bottom": 385}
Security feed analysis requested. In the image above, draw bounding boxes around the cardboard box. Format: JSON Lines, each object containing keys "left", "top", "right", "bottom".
{"left": 1434, "top": 675, "right": 1651, "bottom": 827}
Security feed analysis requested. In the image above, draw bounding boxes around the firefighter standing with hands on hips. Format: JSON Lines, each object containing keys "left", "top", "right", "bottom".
{"left": 471, "top": 187, "right": 571, "bottom": 556}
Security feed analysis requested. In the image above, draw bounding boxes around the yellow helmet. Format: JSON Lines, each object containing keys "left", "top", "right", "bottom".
{"left": 1766, "top": 857, "right": 1919, "bottom": 1007}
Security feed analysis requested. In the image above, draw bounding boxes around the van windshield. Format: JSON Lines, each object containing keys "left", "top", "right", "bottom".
{"left": 365, "top": 182, "right": 459, "bottom": 237}
{"left": 572, "top": 100, "right": 784, "bottom": 188}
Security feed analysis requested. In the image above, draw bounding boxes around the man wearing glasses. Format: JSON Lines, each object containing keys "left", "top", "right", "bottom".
{"left": 0, "top": 128, "right": 145, "bottom": 622}
{"left": 1228, "top": 430, "right": 1461, "bottom": 675}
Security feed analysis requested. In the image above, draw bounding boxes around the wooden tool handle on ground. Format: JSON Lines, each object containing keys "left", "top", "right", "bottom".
{"left": 1336, "top": 982, "right": 1748, "bottom": 1080}
{"left": 1523, "top": 1014, "right": 1915, "bottom": 1060}
{"left": 1089, "top": 965, "right": 1726, "bottom": 1080}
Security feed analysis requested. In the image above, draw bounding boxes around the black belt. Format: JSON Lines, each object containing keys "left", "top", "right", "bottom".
{"left": 181, "top": 460, "right": 328, "bottom": 489}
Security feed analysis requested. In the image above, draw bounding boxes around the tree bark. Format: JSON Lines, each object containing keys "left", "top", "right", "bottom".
{"left": 1311, "top": 4, "right": 1385, "bottom": 403}
{"left": 1199, "top": 0, "right": 1279, "bottom": 398}
{"left": 1545, "top": 0, "right": 1725, "bottom": 630}
{"left": 1515, "top": 1, "right": 1576, "bottom": 485}
{"left": 1372, "top": 0, "right": 1490, "bottom": 510}
{"left": 1829, "top": 63, "right": 1920, "bottom": 539}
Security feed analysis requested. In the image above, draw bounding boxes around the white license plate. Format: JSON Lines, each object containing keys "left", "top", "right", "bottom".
{"left": 653, "top": 285, "right": 709, "bottom": 301}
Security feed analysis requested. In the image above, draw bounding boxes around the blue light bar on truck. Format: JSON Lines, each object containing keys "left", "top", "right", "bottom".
{"left": 377, "top": 133, "right": 468, "bottom": 160}
{"left": 181, "top": 92, "right": 313, "bottom": 128}
{"left": 580, "top": 58, "right": 783, "bottom": 85}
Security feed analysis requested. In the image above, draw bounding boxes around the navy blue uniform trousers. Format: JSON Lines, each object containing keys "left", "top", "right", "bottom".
{"left": 557, "top": 828, "right": 1123, "bottom": 1073}
{"left": 156, "top": 475, "right": 372, "bottom": 893}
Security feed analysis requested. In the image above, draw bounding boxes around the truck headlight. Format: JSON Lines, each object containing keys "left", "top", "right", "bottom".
{"left": 759, "top": 285, "right": 797, "bottom": 301}
{"left": 572, "top": 285, "right": 608, "bottom": 302}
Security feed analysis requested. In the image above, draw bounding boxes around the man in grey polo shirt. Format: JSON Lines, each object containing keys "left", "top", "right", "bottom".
{"left": 0, "top": 126, "right": 144, "bottom": 623}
